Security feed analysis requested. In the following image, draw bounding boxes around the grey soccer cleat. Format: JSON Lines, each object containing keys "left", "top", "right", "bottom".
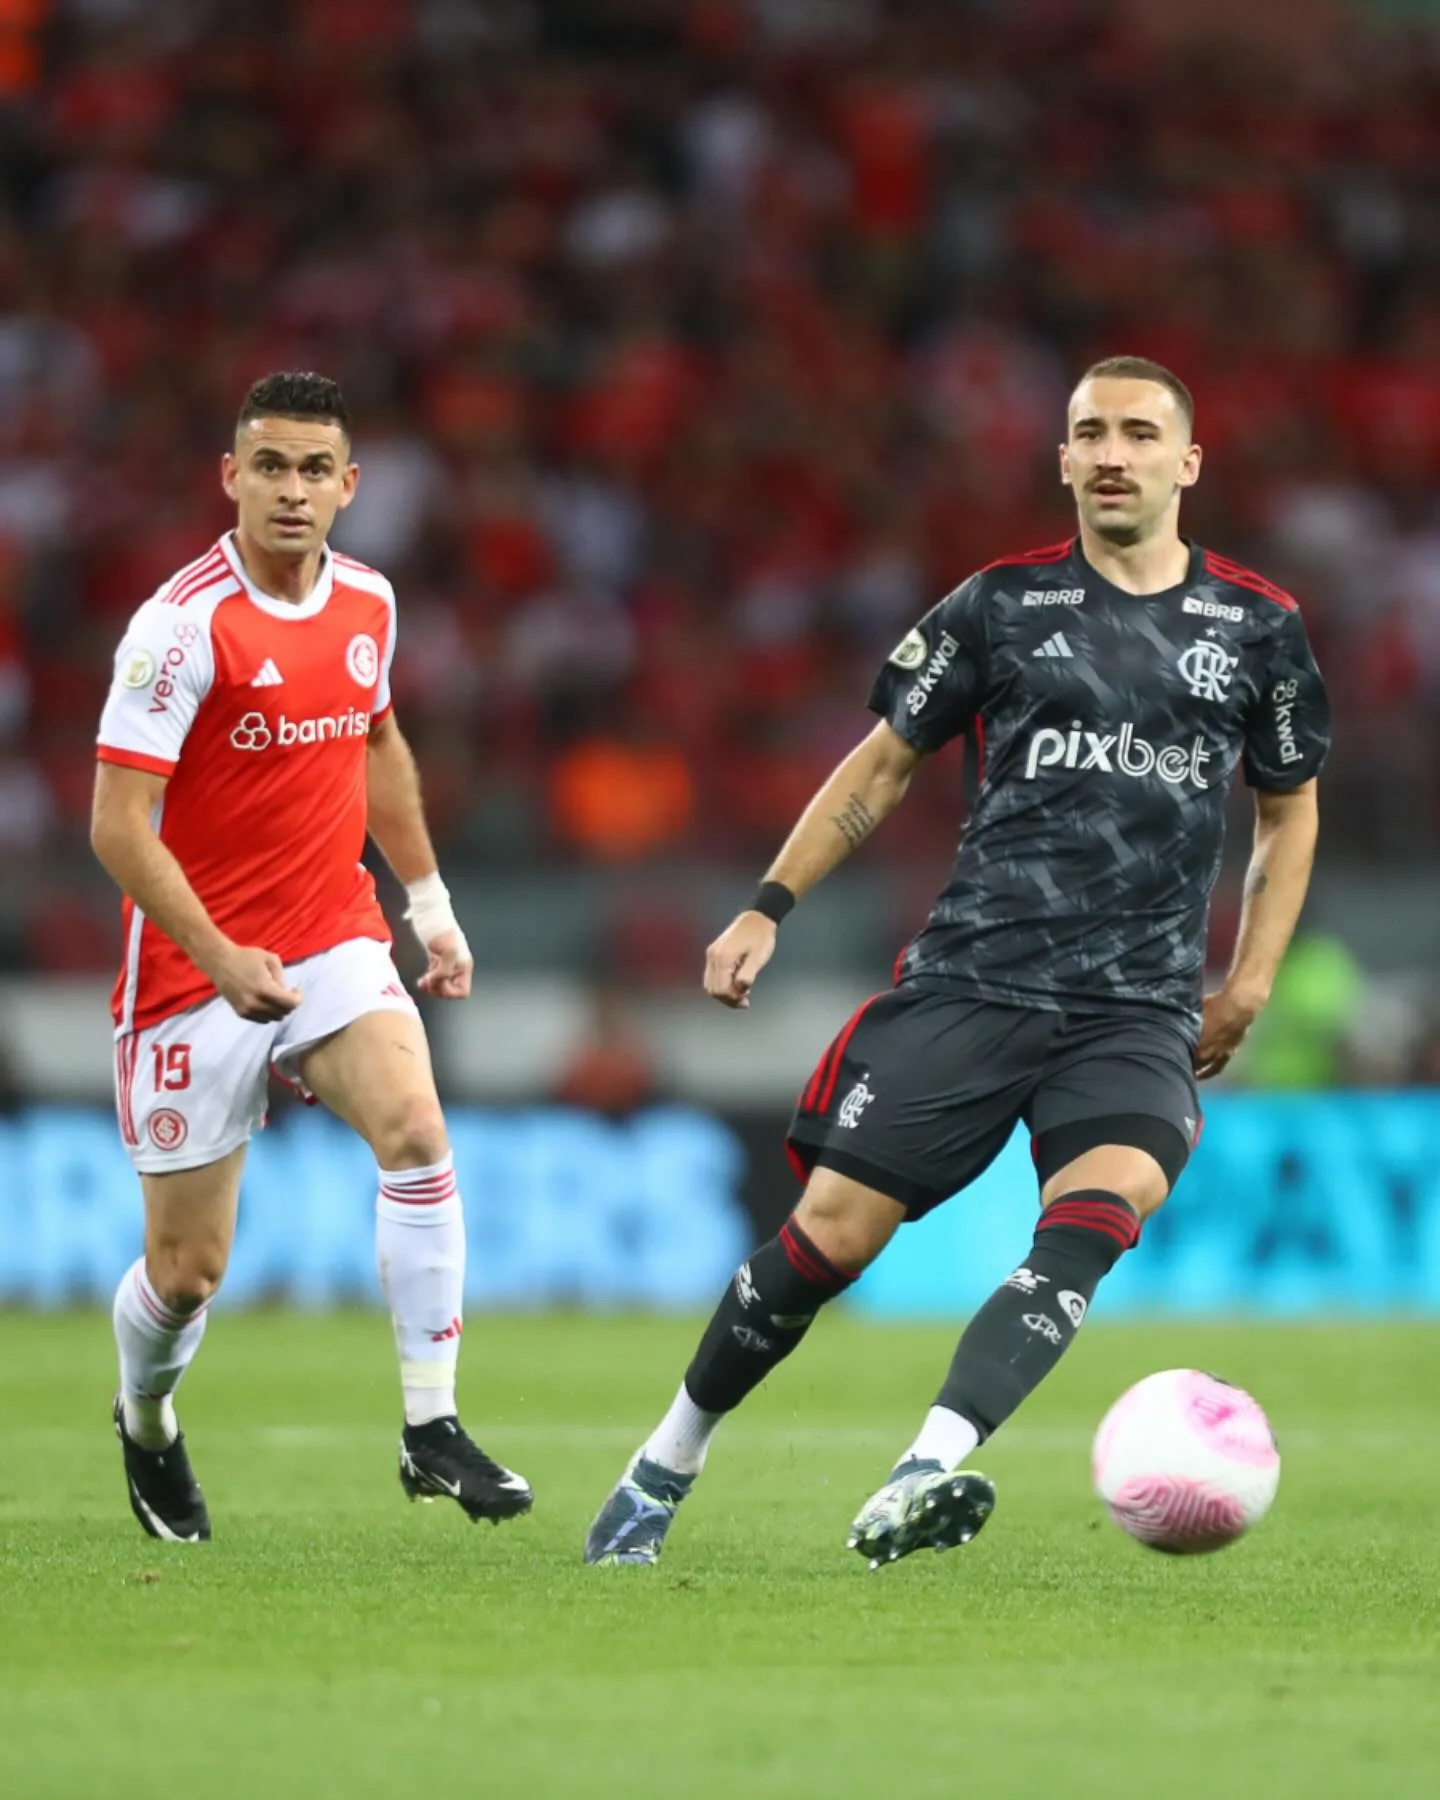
{"left": 847, "top": 1457, "right": 996, "bottom": 1570}
{"left": 584, "top": 1456, "right": 694, "bottom": 1566}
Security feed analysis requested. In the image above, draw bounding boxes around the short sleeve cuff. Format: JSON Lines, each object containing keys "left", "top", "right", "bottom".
{"left": 1243, "top": 758, "right": 1325, "bottom": 793}
{"left": 96, "top": 744, "right": 177, "bottom": 778}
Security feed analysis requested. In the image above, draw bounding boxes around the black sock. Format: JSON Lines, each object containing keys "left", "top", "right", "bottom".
{"left": 684, "top": 1218, "right": 856, "bottom": 1413}
{"left": 935, "top": 1189, "right": 1141, "bottom": 1441}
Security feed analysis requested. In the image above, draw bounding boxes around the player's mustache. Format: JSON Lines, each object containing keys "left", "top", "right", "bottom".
{"left": 1088, "top": 477, "right": 1138, "bottom": 493}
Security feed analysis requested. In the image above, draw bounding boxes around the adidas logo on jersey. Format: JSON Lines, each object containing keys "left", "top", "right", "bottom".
{"left": 249, "top": 659, "right": 285, "bottom": 687}
{"left": 1032, "top": 633, "right": 1074, "bottom": 659}
{"left": 1023, "top": 721, "right": 1213, "bottom": 789}
{"left": 1023, "top": 589, "right": 1084, "bottom": 606}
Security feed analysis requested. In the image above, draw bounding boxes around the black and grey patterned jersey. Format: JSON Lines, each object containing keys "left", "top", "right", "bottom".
{"left": 869, "top": 538, "right": 1331, "bottom": 1034}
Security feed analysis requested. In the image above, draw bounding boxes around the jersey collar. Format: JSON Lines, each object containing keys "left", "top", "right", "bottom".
{"left": 219, "top": 532, "right": 335, "bottom": 621}
{"left": 1075, "top": 537, "right": 1205, "bottom": 605}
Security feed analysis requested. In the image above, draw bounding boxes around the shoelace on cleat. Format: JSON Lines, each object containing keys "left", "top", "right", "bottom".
{"left": 409, "top": 1429, "right": 515, "bottom": 1486}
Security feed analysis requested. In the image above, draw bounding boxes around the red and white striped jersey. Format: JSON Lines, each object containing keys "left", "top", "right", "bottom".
{"left": 96, "top": 533, "right": 398, "bottom": 1032}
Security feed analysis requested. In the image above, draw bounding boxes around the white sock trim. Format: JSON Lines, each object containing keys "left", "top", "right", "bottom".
{"left": 378, "top": 1154, "right": 459, "bottom": 1222}
{"left": 376, "top": 1160, "right": 465, "bottom": 1427}
{"left": 904, "top": 1405, "right": 981, "bottom": 1473}
{"left": 113, "top": 1259, "right": 209, "bottom": 1448}
{"left": 131, "top": 1263, "right": 208, "bottom": 1332}
{"left": 643, "top": 1382, "right": 723, "bottom": 1478}
{"left": 122, "top": 1392, "right": 179, "bottom": 1449}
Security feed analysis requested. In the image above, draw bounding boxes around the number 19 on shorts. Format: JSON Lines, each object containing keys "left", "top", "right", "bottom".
{"left": 153, "top": 1044, "right": 192, "bottom": 1092}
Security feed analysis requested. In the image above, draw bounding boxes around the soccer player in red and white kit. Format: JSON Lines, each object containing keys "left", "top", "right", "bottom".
{"left": 92, "top": 372, "right": 531, "bottom": 1540}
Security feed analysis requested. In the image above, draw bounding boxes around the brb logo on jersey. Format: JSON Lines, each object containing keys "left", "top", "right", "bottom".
{"left": 1023, "top": 721, "right": 1212, "bottom": 789}
{"left": 1182, "top": 595, "right": 1244, "bottom": 623}
{"left": 1178, "top": 640, "right": 1238, "bottom": 703}
{"left": 230, "top": 709, "right": 371, "bottom": 752}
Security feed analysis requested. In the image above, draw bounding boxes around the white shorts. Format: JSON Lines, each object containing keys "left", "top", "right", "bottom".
{"left": 114, "top": 937, "right": 420, "bottom": 1173}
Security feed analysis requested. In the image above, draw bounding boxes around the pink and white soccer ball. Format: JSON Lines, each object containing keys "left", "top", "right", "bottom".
{"left": 1092, "top": 1369, "right": 1280, "bottom": 1554}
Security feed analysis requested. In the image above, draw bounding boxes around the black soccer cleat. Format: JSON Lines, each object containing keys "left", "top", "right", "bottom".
{"left": 398, "top": 1416, "right": 533, "bottom": 1524}
{"left": 113, "top": 1396, "right": 211, "bottom": 1543}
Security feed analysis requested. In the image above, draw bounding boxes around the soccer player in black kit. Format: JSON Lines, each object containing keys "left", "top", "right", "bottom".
{"left": 584, "top": 356, "right": 1331, "bottom": 1568}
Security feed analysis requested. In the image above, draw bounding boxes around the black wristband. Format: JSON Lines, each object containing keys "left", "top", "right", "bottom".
{"left": 747, "top": 880, "right": 796, "bottom": 925}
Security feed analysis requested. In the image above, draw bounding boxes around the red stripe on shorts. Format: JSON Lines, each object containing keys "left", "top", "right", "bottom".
{"left": 816, "top": 995, "right": 881, "bottom": 1114}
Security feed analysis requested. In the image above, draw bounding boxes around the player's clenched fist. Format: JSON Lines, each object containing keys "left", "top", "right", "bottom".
{"left": 213, "top": 945, "right": 303, "bottom": 1022}
{"left": 704, "top": 912, "right": 778, "bottom": 1009}
{"left": 417, "top": 928, "right": 473, "bottom": 1000}
{"left": 1194, "top": 983, "right": 1263, "bottom": 1081}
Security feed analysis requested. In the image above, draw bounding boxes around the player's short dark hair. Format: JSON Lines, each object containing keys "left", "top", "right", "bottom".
{"left": 1075, "top": 356, "right": 1195, "bottom": 435}
{"left": 237, "top": 371, "right": 352, "bottom": 440}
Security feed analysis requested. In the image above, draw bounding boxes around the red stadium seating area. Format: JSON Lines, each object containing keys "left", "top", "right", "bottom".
{"left": 1, "top": 0, "right": 1438, "bottom": 969}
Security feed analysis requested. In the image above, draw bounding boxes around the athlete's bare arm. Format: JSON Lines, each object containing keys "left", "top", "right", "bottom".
{"left": 1195, "top": 779, "right": 1319, "bottom": 1080}
{"left": 91, "top": 763, "right": 302, "bottom": 1023}
{"left": 365, "top": 712, "right": 439, "bottom": 883}
{"left": 705, "top": 721, "right": 926, "bottom": 1009}
{"left": 366, "top": 712, "right": 471, "bottom": 1000}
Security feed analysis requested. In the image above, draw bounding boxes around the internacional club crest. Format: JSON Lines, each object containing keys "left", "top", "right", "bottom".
{"left": 148, "top": 1108, "right": 189, "bottom": 1151}
{"left": 1178, "top": 639, "right": 1238, "bottom": 703}
{"left": 346, "top": 633, "right": 379, "bottom": 686}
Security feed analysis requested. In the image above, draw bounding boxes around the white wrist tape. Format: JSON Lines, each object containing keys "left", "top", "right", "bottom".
{"left": 404, "top": 872, "right": 471, "bottom": 963}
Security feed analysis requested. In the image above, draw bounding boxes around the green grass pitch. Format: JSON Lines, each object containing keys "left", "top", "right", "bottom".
{"left": 1, "top": 1310, "right": 1436, "bottom": 1799}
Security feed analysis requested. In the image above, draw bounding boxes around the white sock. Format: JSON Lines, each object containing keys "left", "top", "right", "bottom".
{"left": 112, "top": 1258, "right": 210, "bottom": 1449}
{"left": 376, "top": 1154, "right": 465, "bottom": 1427}
{"left": 902, "top": 1404, "right": 981, "bottom": 1473}
{"left": 642, "top": 1381, "right": 723, "bottom": 1478}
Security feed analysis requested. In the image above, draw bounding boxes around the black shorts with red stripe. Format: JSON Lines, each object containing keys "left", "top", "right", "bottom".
{"left": 786, "top": 983, "right": 1199, "bottom": 1218}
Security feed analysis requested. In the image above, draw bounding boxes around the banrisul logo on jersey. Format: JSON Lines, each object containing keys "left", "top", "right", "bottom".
{"left": 229, "top": 708, "right": 371, "bottom": 752}
{"left": 1023, "top": 721, "right": 1212, "bottom": 788}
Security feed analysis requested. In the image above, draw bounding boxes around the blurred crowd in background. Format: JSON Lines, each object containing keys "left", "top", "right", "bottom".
{"left": 1, "top": 0, "right": 1439, "bottom": 1081}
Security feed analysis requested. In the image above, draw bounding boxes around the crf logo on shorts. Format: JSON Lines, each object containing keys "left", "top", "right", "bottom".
{"left": 837, "top": 1079, "right": 875, "bottom": 1128}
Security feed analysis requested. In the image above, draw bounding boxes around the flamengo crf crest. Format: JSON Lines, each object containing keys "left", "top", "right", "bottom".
{"left": 1178, "top": 640, "right": 1238, "bottom": 702}
{"left": 837, "top": 1079, "right": 874, "bottom": 1128}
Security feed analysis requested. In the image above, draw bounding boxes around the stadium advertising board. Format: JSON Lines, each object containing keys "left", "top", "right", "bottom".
{"left": 1, "top": 1095, "right": 1438, "bottom": 1314}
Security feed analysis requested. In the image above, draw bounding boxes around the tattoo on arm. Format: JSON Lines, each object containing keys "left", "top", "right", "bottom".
{"left": 830, "top": 792, "right": 876, "bottom": 850}
{"left": 1246, "top": 870, "right": 1269, "bottom": 898}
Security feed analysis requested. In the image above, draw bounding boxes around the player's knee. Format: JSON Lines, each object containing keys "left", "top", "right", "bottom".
{"left": 1040, "top": 1139, "right": 1174, "bottom": 1221}
{"left": 793, "top": 1172, "right": 899, "bottom": 1272}
{"left": 147, "top": 1243, "right": 226, "bottom": 1313}
{"left": 374, "top": 1095, "right": 449, "bottom": 1172}
{"left": 1128, "top": 1180, "right": 1169, "bottom": 1222}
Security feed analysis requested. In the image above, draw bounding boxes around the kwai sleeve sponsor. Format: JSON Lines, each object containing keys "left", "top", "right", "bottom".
{"left": 96, "top": 599, "right": 217, "bottom": 776}
{"left": 1241, "top": 608, "right": 1332, "bottom": 791}
{"left": 867, "top": 575, "right": 989, "bottom": 752}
